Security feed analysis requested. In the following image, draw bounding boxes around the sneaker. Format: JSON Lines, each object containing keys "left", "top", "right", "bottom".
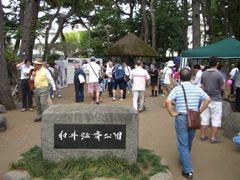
{"left": 127, "top": 91, "right": 130, "bottom": 93}
{"left": 182, "top": 171, "right": 193, "bottom": 179}
{"left": 58, "top": 95, "right": 61, "bottom": 98}
{"left": 112, "top": 97, "right": 116, "bottom": 101}
{"left": 120, "top": 98, "right": 123, "bottom": 101}
{"left": 52, "top": 95, "right": 54, "bottom": 98}
{"left": 29, "top": 108, "right": 34, "bottom": 111}
{"left": 21, "top": 108, "right": 27, "bottom": 112}
{"left": 161, "top": 94, "right": 165, "bottom": 96}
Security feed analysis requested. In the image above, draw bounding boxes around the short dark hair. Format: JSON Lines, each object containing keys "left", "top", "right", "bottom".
{"left": 180, "top": 68, "right": 192, "bottom": 81}
{"left": 194, "top": 64, "right": 200, "bottom": 69}
{"left": 209, "top": 56, "right": 219, "bottom": 67}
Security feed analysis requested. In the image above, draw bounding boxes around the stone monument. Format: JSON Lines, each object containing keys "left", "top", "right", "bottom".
{"left": 41, "top": 104, "right": 139, "bottom": 163}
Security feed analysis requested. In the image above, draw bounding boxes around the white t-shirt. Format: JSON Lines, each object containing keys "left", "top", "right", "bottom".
{"left": 191, "top": 70, "right": 202, "bottom": 87}
{"left": 18, "top": 64, "right": 34, "bottom": 80}
{"left": 130, "top": 66, "right": 150, "bottom": 91}
{"left": 106, "top": 67, "right": 113, "bottom": 82}
{"left": 163, "top": 67, "right": 172, "bottom": 84}
{"left": 87, "top": 62, "right": 101, "bottom": 83}
{"left": 124, "top": 66, "right": 132, "bottom": 76}
{"left": 82, "top": 64, "right": 88, "bottom": 72}
{"left": 230, "top": 67, "right": 239, "bottom": 79}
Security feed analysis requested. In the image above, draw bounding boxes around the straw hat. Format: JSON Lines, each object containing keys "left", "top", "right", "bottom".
{"left": 33, "top": 58, "right": 43, "bottom": 65}
{"left": 167, "top": 60, "right": 175, "bottom": 67}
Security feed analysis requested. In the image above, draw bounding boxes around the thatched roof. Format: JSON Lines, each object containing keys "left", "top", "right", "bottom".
{"left": 105, "top": 33, "right": 158, "bottom": 57}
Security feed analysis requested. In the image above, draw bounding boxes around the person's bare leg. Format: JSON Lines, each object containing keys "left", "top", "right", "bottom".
{"left": 211, "top": 126, "right": 218, "bottom": 140}
{"left": 120, "top": 89, "right": 123, "bottom": 98}
{"left": 90, "top": 93, "right": 93, "bottom": 103}
{"left": 201, "top": 125, "right": 207, "bottom": 138}
{"left": 112, "top": 89, "right": 116, "bottom": 97}
{"left": 96, "top": 92, "right": 99, "bottom": 102}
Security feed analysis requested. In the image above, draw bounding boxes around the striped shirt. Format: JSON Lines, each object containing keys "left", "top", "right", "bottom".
{"left": 168, "top": 82, "right": 209, "bottom": 114}
{"left": 130, "top": 66, "right": 150, "bottom": 91}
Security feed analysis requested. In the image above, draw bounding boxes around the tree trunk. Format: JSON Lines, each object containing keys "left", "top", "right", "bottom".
{"left": 192, "top": 0, "right": 201, "bottom": 74}
{"left": 150, "top": 0, "right": 156, "bottom": 50}
{"left": 42, "top": 6, "right": 61, "bottom": 61}
{"left": 220, "top": 0, "right": 228, "bottom": 37}
{"left": 182, "top": 0, "right": 188, "bottom": 50}
{"left": 60, "top": 30, "right": 68, "bottom": 59}
{"left": 205, "top": 0, "right": 214, "bottom": 36}
{"left": 105, "top": 26, "right": 110, "bottom": 49}
{"left": 45, "top": 7, "right": 75, "bottom": 59}
{"left": 29, "top": 0, "right": 40, "bottom": 61}
{"left": 141, "top": 0, "right": 149, "bottom": 43}
{"left": 14, "top": 0, "right": 25, "bottom": 54}
{"left": 192, "top": 0, "right": 200, "bottom": 48}
{"left": 0, "top": 1, "right": 15, "bottom": 109}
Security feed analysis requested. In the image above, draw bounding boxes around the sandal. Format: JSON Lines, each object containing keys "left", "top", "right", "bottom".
{"left": 210, "top": 139, "right": 220, "bottom": 144}
{"left": 200, "top": 136, "right": 208, "bottom": 141}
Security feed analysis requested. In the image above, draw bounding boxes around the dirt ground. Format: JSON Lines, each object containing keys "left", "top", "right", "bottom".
{"left": 0, "top": 84, "right": 240, "bottom": 180}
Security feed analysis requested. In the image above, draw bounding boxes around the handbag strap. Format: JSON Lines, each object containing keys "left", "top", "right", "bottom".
{"left": 89, "top": 64, "right": 99, "bottom": 79}
{"left": 181, "top": 85, "right": 189, "bottom": 111}
{"left": 127, "top": 66, "right": 130, "bottom": 75}
{"left": 181, "top": 85, "right": 201, "bottom": 111}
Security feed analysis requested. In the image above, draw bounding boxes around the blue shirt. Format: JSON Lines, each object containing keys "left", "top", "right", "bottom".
{"left": 112, "top": 64, "right": 125, "bottom": 79}
{"left": 168, "top": 82, "right": 209, "bottom": 114}
{"left": 74, "top": 68, "right": 86, "bottom": 84}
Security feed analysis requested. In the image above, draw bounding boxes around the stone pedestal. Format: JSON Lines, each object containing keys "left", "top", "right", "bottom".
{"left": 42, "top": 104, "right": 139, "bottom": 163}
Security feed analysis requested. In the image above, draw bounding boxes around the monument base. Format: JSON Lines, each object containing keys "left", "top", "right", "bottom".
{"left": 41, "top": 104, "right": 139, "bottom": 163}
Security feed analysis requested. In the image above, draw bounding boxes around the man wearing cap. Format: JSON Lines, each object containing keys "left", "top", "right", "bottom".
{"left": 162, "top": 60, "right": 175, "bottom": 108}
{"left": 31, "top": 58, "right": 56, "bottom": 122}
{"left": 86, "top": 56, "right": 101, "bottom": 104}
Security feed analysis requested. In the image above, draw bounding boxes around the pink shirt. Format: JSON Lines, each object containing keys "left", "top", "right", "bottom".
{"left": 130, "top": 66, "right": 150, "bottom": 91}
{"left": 174, "top": 72, "right": 179, "bottom": 80}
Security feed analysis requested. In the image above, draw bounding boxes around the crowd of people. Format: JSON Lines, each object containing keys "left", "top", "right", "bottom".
{"left": 16, "top": 56, "right": 240, "bottom": 179}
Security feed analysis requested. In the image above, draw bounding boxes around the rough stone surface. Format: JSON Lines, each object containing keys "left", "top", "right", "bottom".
{"left": 0, "top": 115, "right": 7, "bottom": 132}
{"left": 224, "top": 112, "right": 240, "bottom": 139}
{"left": 160, "top": 158, "right": 169, "bottom": 166}
{"left": 150, "top": 172, "right": 173, "bottom": 180}
{"left": 0, "top": 104, "right": 7, "bottom": 113}
{"left": 3, "top": 171, "right": 31, "bottom": 180}
{"left": 42, "top": 104, "right": 139, "bottom": 163}
{"left": 221, "top": 100, "right": 232, "bottom": 129}
{"left": 15, "top": 102, "right": 22, "bottom": 109}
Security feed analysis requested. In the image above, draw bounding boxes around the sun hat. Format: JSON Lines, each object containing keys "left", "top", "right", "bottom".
{"left": 90, "top": 56, "right": 95, "bottom": 61}
{"left": 167, "top": 60, "right": 175, "bottom": 67}
{"left": 33, "top": 58, "right": 43, "bottom": 65}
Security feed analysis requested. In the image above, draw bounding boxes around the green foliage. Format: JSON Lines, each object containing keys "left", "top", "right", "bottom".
{"left": 10, "top": 146, "right": 169, "bottom": 180}
{"left": 46, "top": 53, "right": 61, "bottom": 63}
{"left": 154, "top": 0, "right": 184, "bottom": 58}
